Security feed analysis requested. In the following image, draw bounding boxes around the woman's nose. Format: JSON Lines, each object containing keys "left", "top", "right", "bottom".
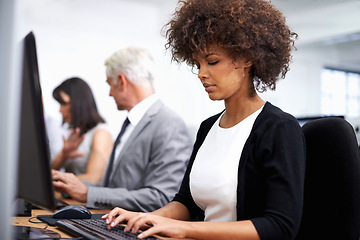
{"left": 198, "top": 68, "right": 208, "bottom": 81}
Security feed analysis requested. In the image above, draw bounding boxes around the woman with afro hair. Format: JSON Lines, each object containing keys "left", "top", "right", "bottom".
{"left": 103, "top": 0, "right": 306, "bottom": 239}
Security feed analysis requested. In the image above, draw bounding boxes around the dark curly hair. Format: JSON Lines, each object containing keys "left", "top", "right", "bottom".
{"left": 164, "top": 0, "right": 297, "bottom": 92}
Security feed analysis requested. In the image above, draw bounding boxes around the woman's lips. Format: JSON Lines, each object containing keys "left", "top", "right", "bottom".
{"left": 203, "top": 83, "right": 215, "bottom": 93}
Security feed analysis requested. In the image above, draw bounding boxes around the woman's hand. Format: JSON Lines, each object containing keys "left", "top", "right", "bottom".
{"left": 61, "top": 127, "right": 85, "bottom": 159}
{"left": 102, "top": 207, "right": 190, "bottom": 239}
{"left": 102, "top": 207, "right": 139, "bottom": 230}
{"left": 51, "top": 127, "right": 86, "bottom": 170}
{"left": 102, "top": 205, "right": 260, "bottom": 240}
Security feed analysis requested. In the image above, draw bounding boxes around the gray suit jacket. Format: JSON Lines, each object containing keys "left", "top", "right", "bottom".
{"left": 86, "top": 100, "right": 192, "bottom": 212}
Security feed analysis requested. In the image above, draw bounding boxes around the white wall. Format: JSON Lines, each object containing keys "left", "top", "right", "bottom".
{"left": 16, "top": 0, "right": 360, "bottom": 140}
{"left": 17, "top": 0, "right": 225, "bottom": 140}
{"left": 262, "top": 40, "right": 360, "bottom": 118}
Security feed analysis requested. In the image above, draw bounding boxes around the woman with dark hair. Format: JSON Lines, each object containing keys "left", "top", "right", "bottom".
{"left": 103, "top": 0, "right": 306, "bottom": 239}
{"left": 51, "top": 77, "right": 113, "bottom": 184}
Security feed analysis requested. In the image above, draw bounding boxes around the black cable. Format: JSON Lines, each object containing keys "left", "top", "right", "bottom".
{"left": 26, "top": 217, "right": 83, "bottom": 239}
{"left": 28, "top": 216, "right": 49, "bottom": 229}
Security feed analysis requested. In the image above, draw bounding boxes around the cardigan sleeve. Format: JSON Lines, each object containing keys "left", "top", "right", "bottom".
{"left": 249, "top": 116, "right": 306, "bottom": 240}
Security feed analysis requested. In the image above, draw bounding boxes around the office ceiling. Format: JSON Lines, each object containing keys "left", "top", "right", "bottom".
{"left": 273, "top": 0, "right": 360, "bottom": 44}
{"left": 135, "top": 0, "right": 360, "bottom": 68}
{"left": 22, "top": 0, "right": 360, "bottom": 68}
{"left": 273, "top": 0, "right": 360, "bottom": 68}
{"left": 273, "top": 0, "right": 355, "bottom": 13}
{"left": 136, "top": 0, "right": 360, "bottom": 44}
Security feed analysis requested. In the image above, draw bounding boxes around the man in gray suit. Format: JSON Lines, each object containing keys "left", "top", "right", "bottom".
{"left": 52, "top": 47, "right": 192, "bottom": 212}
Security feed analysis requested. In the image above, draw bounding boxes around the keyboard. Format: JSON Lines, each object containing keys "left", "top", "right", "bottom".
{"left": 55, "top": 218, "right": 161, "bottom": 240}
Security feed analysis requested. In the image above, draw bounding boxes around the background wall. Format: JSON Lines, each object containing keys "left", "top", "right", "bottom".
{"left": 15, "top": 0, "right": 360, "bottom": 140}
{"left": 16, "top": 0, "right": 223, "bottom": 140}
{"left": 260, "top": 0, "right": 360, "bottom": 119}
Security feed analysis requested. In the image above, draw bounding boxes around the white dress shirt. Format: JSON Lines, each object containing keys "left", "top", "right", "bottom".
{"left": 112, "top": 94, "right": 159, "bottom": 169}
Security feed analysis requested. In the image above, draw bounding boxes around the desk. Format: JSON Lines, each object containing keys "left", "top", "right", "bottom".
{"left": 13, "top": 194, "right": 110, "bottom": 238}
{"left": 14, "top": 208, "right": 109, "bottom": 238}
{"left": 13, "top": 194, "right": 183, "bottom": 239}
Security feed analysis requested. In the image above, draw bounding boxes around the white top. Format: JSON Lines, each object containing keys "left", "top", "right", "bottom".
{"left": 112, "top": 94, "right": 159, "bottom": 168}
{"left": 190, "top": 106, "right": 263, "bottom": 222}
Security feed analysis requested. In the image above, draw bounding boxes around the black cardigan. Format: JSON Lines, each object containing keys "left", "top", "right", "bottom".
{"left": 173, "top": 102, "right": 306, "bottom": 240}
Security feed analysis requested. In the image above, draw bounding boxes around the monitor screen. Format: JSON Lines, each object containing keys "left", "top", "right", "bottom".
{"left": 16, "top": 32, "right": 57, "bottom": 212}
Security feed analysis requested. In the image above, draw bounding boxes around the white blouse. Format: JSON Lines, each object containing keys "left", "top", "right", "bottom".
{"left": 190, "top": 107, "right": 263, "bottom": 221}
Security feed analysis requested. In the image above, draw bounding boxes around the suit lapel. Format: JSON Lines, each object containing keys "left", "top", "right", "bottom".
{"left": 108, "top": 100, "right": 163, "bottom": 183}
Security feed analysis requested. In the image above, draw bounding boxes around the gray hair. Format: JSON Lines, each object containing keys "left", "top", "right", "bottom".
{"left": 105, "top": 47, "right": 155, "bottom": 87}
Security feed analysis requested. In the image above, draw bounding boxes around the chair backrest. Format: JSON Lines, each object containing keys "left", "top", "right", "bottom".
{"left": 296, "top": 117, "right": 360, "bottom": 240}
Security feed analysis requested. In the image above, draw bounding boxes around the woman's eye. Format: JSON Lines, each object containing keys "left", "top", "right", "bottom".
{"left": 208, "top": 61, "right": 218, "bottom": 66}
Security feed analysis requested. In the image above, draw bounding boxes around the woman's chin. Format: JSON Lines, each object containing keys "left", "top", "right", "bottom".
{"left": 208, "top": 93, "right": 223, "bottom": 101}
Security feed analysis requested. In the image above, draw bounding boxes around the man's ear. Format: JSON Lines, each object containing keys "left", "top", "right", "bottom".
{"left": 117, "top": 73, "right": 128, "bottom": 89}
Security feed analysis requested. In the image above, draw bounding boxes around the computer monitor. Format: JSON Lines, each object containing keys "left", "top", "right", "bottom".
{"left": 16, "top": 31, "right": 57, "bottom": 212}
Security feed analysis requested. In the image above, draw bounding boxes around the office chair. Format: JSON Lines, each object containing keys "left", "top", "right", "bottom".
{"left": 296, "top": 117, "right": 360, "bottom": 240}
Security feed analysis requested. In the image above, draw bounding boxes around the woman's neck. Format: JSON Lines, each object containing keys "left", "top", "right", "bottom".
{"left": 220, "top": 94, "right": 265, "bottom": 128}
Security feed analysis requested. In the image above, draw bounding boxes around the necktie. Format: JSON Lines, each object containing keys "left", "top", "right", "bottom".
{"left": 103, "top": 117, "right": 130, "bottom": 187}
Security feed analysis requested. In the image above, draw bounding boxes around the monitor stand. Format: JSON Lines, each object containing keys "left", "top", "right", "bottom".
{"left": 13, "top": 199, "right": 61, "bottom": 239}
{"left": 13, "top": 226, "right": 61, "bottom": 239}
{"left": 14, "top": 199, "right": 33, "bottom": 217}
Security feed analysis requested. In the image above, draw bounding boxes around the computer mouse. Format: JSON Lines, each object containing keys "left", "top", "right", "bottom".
{"left": 53, "top": 205, "right": 92, "bottom": 219}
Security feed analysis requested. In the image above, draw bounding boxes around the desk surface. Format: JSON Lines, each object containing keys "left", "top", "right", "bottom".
{"left": 13, "top": 194, "right": 110, "bottom": 238}
{"left": 13, "top": 193, "right": 182, "bottom": 239}
{"left": 13, "top": 208, "right": 109, "bottom": 238}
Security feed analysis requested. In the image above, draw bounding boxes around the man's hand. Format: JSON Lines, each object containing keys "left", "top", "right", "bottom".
{"left": 52, "top": 169, "right": 88, "bottom": 203}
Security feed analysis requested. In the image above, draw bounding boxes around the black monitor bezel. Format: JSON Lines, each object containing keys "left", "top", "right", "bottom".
{"left": 16, "top": 31, "right": 57, "bottom": 212}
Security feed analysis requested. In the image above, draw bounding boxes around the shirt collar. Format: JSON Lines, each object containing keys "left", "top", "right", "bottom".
{"left": 127, "top": 94, "right": 159, "bottom": 126}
